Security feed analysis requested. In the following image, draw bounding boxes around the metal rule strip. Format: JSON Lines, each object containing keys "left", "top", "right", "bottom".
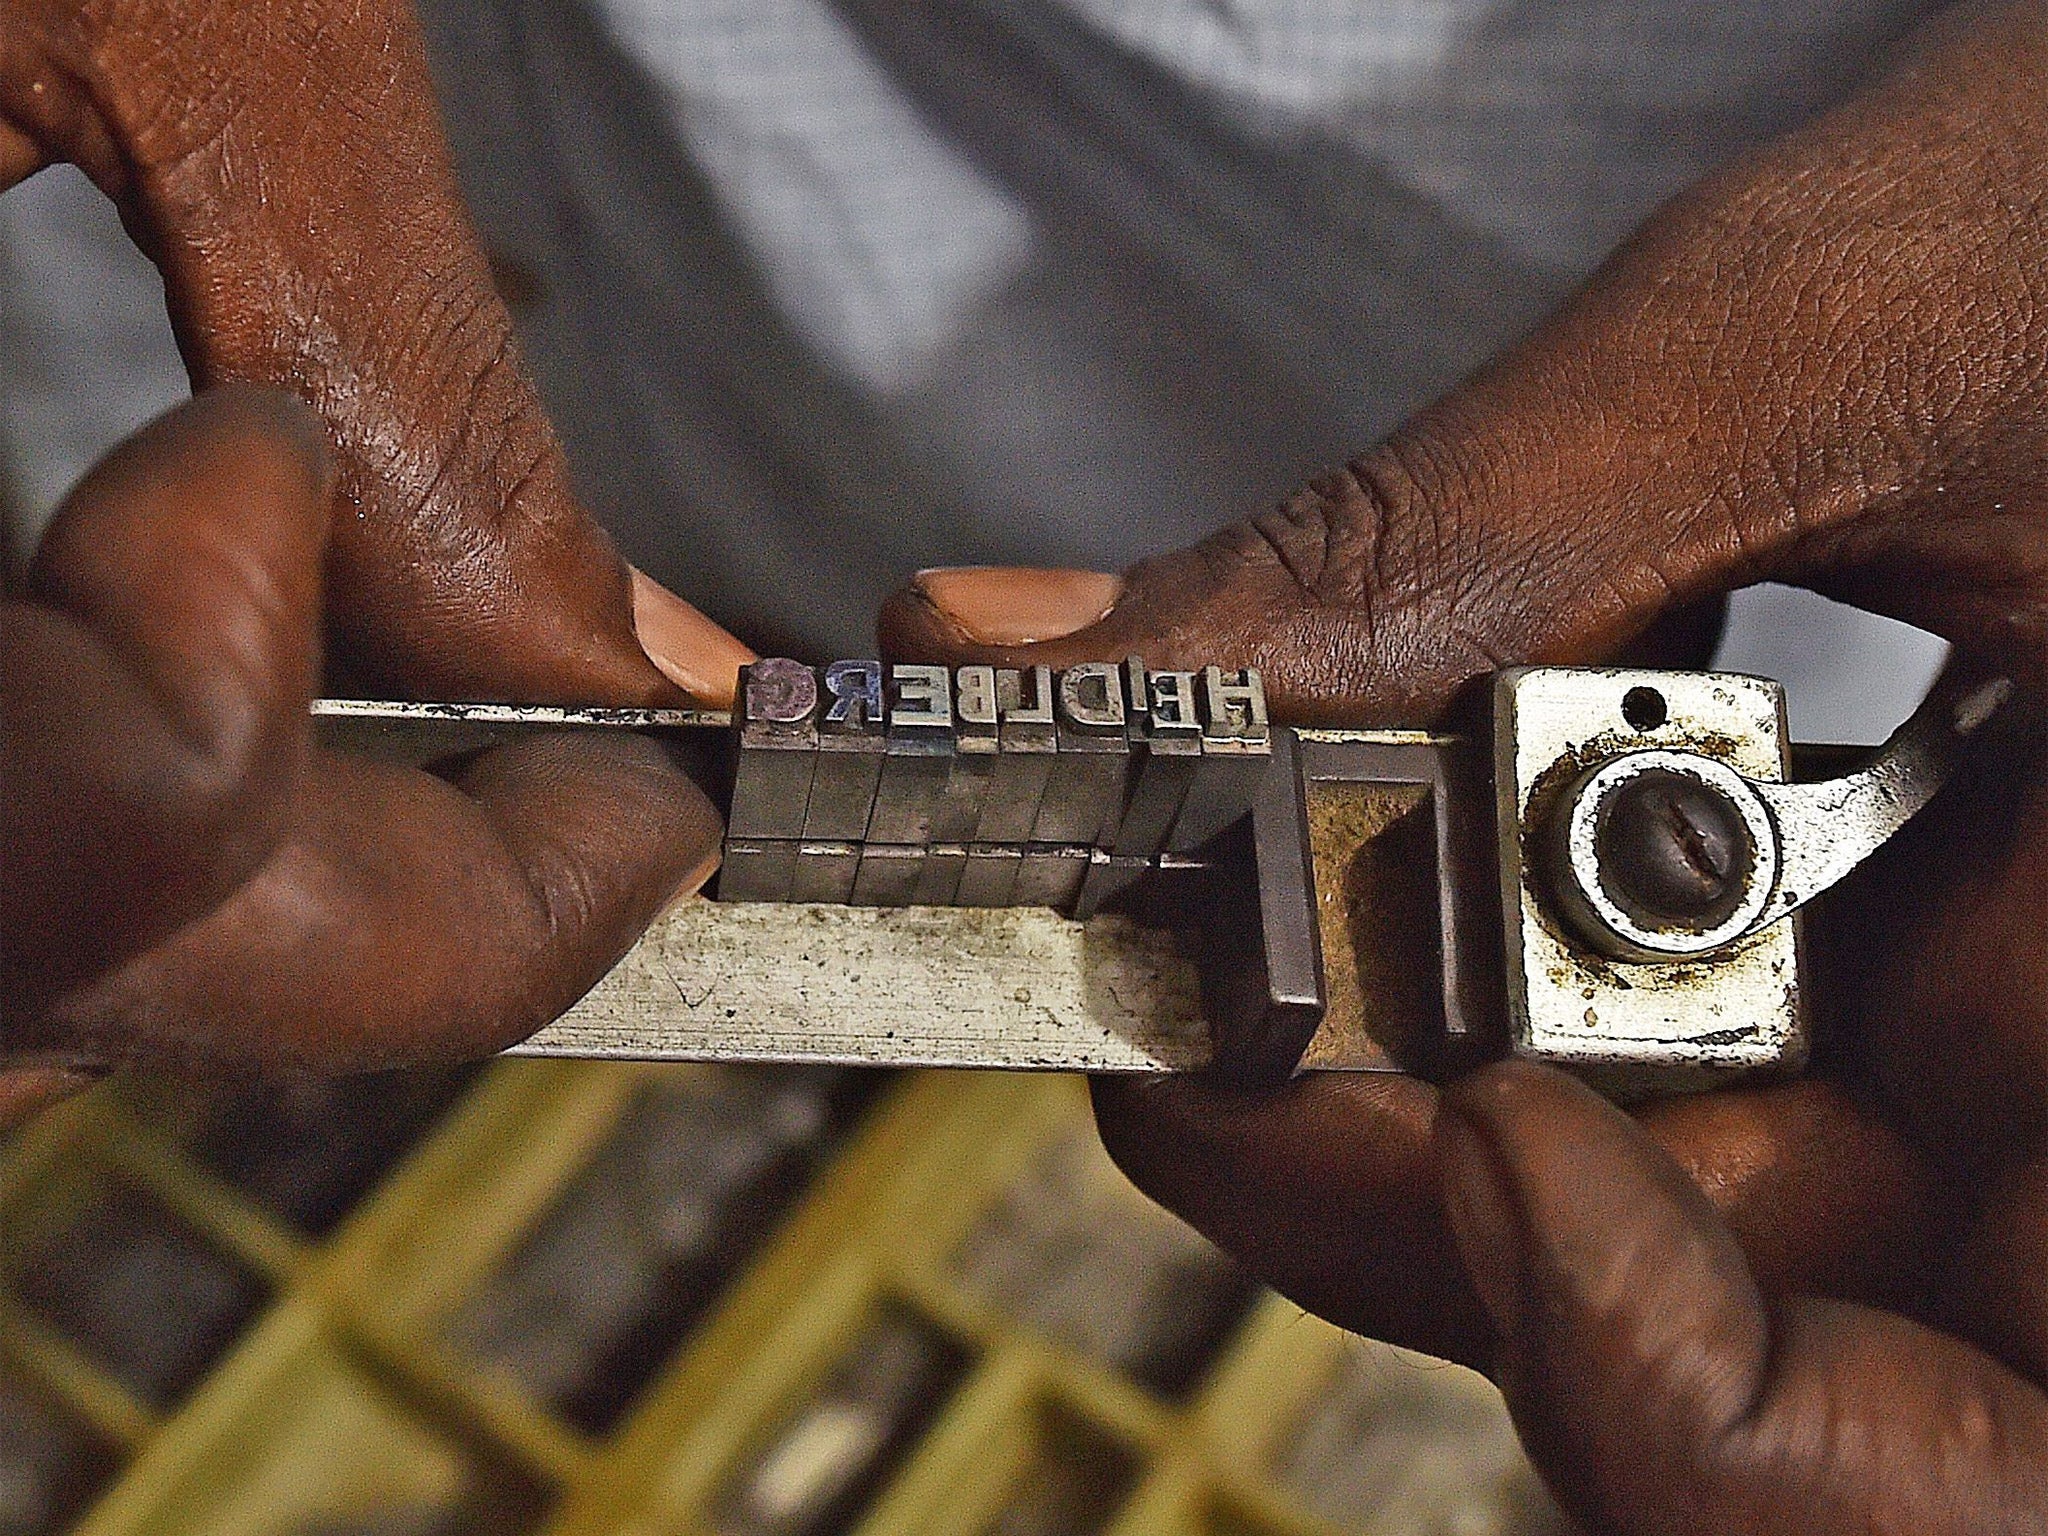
{"left": 511, "top": 901, "right": 1213, "bottom": 1070}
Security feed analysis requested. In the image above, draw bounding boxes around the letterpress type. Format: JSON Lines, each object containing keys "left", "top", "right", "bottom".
{"left": 1013, "top": 843, "right": 1092, "bottom": 912}
{"left": 805, "top": 660, "right": 887, "bottom": 840}
{"left": 851, "top": 843, "right": 926, "bottom": 907}
{"left": 913, "top": 843, "right": 969, "bottom": 906}
{"left": 726, "top": 659, "right": 819, "bottom": 842}
{"left": 1166, "top": 667, "right": 1273, "bottom": 853}
{"left": 717, "top": 838, "right": 801, "bottom": 903}
{"left": 931, "top": 665, "right": 999, "bottom": 842}
{"left": 976, "top": 666, "right": 1057, "bottom": 843}
{"left": 955, "top": 843, "right": 1024, "bottom": 907}
{"left": 1033, "top": 662, "right": 1130, "bottom": 845}
{"left": 788, "top": 841, "right": 861, "bottom": 904}
{"left": 869, "top": 664, "right": 955, "bottom": 844}
{"left": 1073, "top": 849, "right": 1153, "bottom": 919}
{"left": 1114, "top": 666, "right": 1202, "bottom": 856}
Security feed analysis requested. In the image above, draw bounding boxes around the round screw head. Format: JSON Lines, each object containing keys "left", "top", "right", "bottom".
{"left": 1594, "top": 768, "right": 1756, "bottom": 930}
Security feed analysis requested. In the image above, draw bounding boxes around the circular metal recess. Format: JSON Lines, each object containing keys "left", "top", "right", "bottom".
{"left": 1554, "top": 750, "right": 1781, "bottom": 962}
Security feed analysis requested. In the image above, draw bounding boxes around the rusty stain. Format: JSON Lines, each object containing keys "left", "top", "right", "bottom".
{"left": 1296, "top": 780, "right": 1434, "bottom": 1073}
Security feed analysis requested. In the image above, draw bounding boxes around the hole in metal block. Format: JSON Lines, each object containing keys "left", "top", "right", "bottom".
{"left": 1621, "top": 686, "right": 1667, "bottom": 731}
{"left": 952, "top": 1130, "right": 1256, "bottom": 1399}
{"left": 450, "top": 1066, "right": 879, "bottom": 1434}
{"left": 15, "top": 1180, "right": 269, "bottom": 1407}
{"left": 712, "top": 1307, "right": 969, "bottom": 1536}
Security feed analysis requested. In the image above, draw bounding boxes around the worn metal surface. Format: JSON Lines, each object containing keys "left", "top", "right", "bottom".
{"left": 1293, "top": 730, "right": 1496, "bottom": 1076}
{"left": 1494, "top": 668, "right": 1805, "bottom": 1094}
{"left": 513, "top": 902, "right": 1214, "bottom": 1071}
{"left": 311, "top": 698, "right": 727, "bottom": 767}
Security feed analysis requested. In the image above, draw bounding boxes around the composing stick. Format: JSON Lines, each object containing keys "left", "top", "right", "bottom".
{"left": 312, "top": 663, "right": 2004, "bottom": 1093}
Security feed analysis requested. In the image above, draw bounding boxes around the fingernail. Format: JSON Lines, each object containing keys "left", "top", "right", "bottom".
{"left": 1438, "top": 1108, "right": 1527, "bottom": 1340}
{"left": 912, "top": 567, "right": 1122, "bottom": 645}
{"left": 631, "top": 568, "right": 756, "bottom": 708}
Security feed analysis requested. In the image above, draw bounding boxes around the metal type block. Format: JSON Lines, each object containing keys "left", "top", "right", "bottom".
{"left": 851, "top": 843, "right": 927, "bottom": 907}
{"left": 955, "top": 843, "right": 1024, "bottom": 907}
{"left": 978, "top": 667, "right": 1058, "bottom": 843}
{"left": 1114, "top": 667, "right": 1202, "bottom": 856}
{"left": 931, "top": 666, "right": 1003, "bottom": 842}
{"left": 932, "top": 737, "right": 999, "bottom": 843}
{"left": 1073, "top": 850, "right": 1151, "bottom": 919}
{"left": 955, "top": 666, "right": 1000, "bottom": 742}
{"left": 726, "top": 659, "right": 819, "bottom": 840}
{"left": 1205, "top": 665, "right": 1270, "bottom": 739}
{"left": 914, "top": 843, "right": 969, "bottom": 907}
{"left": 1165, "top": 667, "right": 1273, "bottom": 854}
{"left": 805, "top": 661, "right": 887, "bottom": 840}
{"left": 1195, "top": 728, "right": 1325, "bottom": 1083}
{"left": 1013, "top": 844, "right": 1091, "bottom": 912}
{"left": 869, "top": 664, "right": 955, "bottom": 845}
{"left": 717, "top": 839, "right": 800, "bottom": 903}
{"left": 788, "top": 841, "right": 861, "bottom": 905}
{"left": 1034, "top": 663, "right": 1131, "bottom": 846}
{"left": 1122, "top": 656, "right": 1151, "bottom": 732}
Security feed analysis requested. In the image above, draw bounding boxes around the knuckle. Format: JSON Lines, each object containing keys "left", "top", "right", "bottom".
{"left": 1238, "top": 459, "right": 1398, "bottom": 610}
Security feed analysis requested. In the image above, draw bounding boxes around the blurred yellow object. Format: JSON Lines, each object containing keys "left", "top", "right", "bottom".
{"left": 0, "top": 1064, "right": 1563, "bottom": 1536}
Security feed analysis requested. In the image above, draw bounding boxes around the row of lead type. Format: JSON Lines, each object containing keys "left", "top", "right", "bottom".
{"left": 718, "top": 658, "right": 1271, "bottom": 916}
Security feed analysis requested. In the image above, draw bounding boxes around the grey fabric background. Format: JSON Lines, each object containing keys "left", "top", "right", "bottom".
{"left": 0, "top": 0, "right": 1950, "bottom": 733}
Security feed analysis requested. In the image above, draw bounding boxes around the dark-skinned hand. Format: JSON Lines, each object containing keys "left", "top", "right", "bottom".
{"left": 2, "top": 1, "right": 755, "bottom": 1109}
{"left": 882, "top": 2, "right": 2048, "bottom": 1529}
{"left": 3, "top": 389, "right": 720, "bottom": 1096}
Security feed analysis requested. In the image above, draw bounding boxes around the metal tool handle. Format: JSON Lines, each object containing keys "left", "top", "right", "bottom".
{"left": 1747, "top": 671, "right": 2012, "bottom": 931}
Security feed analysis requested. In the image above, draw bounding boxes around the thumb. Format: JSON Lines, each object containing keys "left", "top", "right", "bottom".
{"left": 1438, "top": 1061, "right": 2048, "bottom": 1536}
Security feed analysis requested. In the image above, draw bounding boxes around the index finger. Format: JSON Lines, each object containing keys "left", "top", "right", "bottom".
{"left": 3, "top": 0, "right": 752, "bottom": 706}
